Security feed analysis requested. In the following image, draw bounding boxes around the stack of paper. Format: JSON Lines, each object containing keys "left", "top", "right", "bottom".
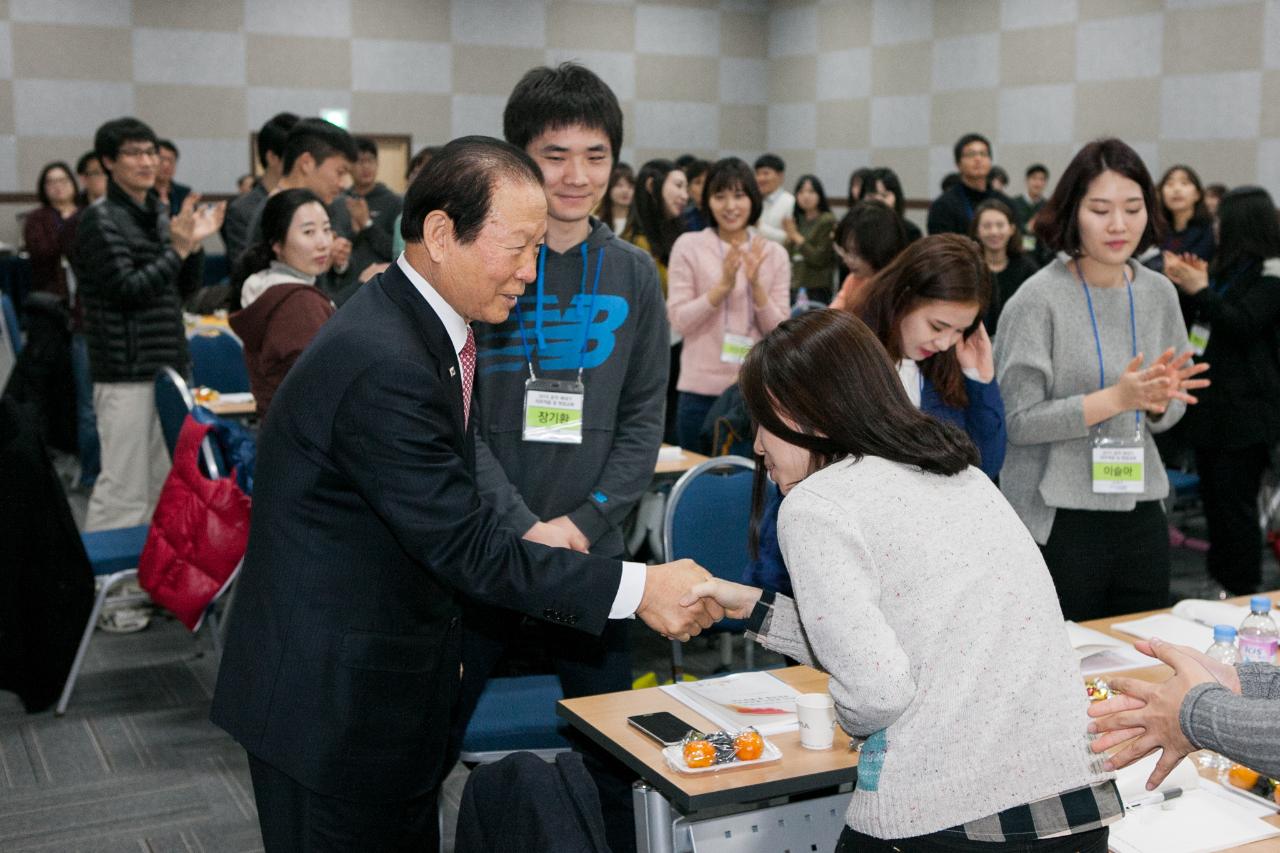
{"left": 1108, "top": 753, "right": 1279, "bottom": 853}
{"left": 661, "top": 671, "right": 801, "bottom": 735}
{"left": 1065, "top": 622, "right": 1156, "bottom": 676}
{"left": 656, "top": 445, "right": 685, "bottom": 463}
{"left": 1111, "top": 600, "right": 1251, "bottom": 651}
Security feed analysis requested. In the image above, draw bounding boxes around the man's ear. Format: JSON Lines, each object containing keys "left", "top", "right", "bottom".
{"left": 294, "top": 151, "right": 315, "bottom": 176}
{"left": 421, "top": 210, "right": 452, "bottom": 264}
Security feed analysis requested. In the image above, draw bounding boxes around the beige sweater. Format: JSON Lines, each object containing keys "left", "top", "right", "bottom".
{"left": 757, "top": 456, "right": 1111, "bottom": 839}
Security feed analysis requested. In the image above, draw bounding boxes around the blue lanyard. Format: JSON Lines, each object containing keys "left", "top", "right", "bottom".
{"left": 1077, "top": 263, "right": 1140, "bottom": 428}
{"left": 513, "top": 242, "right": 604, "bottom": 381}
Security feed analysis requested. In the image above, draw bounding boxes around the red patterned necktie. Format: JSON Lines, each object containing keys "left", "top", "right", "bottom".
{"left": 460, "top": 327, "right": 476, "bottom": 428}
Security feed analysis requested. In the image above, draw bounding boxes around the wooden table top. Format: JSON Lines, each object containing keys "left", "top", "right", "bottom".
{"left": 204, "top": 397, "right": 256, "bottom": 417}
{"left": 653, "top": 445, "right": 711, "bottom": 477}
{"left": 558, "top": 666, "right": 856, "bottom": 812}
{"left": 1082, "top": 590, "right": 1280, "bottom": 850}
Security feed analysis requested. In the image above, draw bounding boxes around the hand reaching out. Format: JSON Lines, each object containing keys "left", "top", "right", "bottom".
{"left": 1086, "top": 638, "right": 1241, "bottom": 790}
{"left": 637, "top": 559, "right": 725, "bottom": 642}
{"left": 679, "top": 577, "right": 763, "bottom": 620}
{"left": 1163, "top": 252, "right": 1209, "bottom": 294}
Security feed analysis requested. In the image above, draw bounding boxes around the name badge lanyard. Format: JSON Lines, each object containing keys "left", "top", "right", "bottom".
{"left": 1079, "top": 265, "right": 1144, "bottom": 494}
{"left": 514, "top": 243, "right": 603, "bottom": 444}
{"left": 717, "top": 235, "right": 756, "bottom": 364}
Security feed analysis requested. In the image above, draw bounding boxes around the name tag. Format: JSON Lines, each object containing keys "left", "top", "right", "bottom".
{"left": 1092, "top": 446, "right": 1144, "bottom": 494}
{"left": 1188, "top": 323, "right": 1210, "bottom": 356}
{"left": 721, "top": 333, "right": 754, "bottom": 365}
{"left": 523, "top": 378, "right": 584, "bottom": 444}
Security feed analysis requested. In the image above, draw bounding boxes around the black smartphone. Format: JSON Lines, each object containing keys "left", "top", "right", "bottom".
{"left": 627, "top": 712, "right": 698, "bottom": 747}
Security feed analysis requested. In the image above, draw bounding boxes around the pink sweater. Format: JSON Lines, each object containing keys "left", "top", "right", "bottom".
{"left": 667, "top": 229, "right": 791, "bottom": 396}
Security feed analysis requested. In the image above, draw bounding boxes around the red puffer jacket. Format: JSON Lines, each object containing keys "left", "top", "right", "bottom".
{"left": 139, "top": 415, "right": 250, "bottom": 630}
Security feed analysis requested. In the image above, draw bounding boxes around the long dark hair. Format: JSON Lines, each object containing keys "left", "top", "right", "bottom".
{"left": 858, "top": 167, "right": 907, "bottom": 218}
{"left": 1211, "top": 186, "right": 1280, "bottom": 280}
{"left": 229, "top": 188, "right": 325, "bottom": 306}
{"left": 791, "top": 174, "right": 830, "bottom": 224}
{"left": 834, "top": 200, "right": 908, "bottom": 273}
{"left": 741, "top": 310, "right": 978, "bottom": 552}
{"left": 1158, "top": 164, "right": 1211, "bottom": 231}
{"left": 1035, "top": 137, "right": 1165, "bottom": 256}
{"left": 598, "top": 161, "right": 634, "bottom": 228}
{"left": 854, "top": 234, "right": 990, "bottom": 410}
{"left": 626, "top": 159, "right": 685, "bottom": 266}
{"left": 847, "top": 167, "right": 874, "bottom": 207}
{"left": 36, "top": 161, "right": 77, "bottom": 208}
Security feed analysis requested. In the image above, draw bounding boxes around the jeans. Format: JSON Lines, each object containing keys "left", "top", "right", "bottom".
{"left": 836, "top": 825, "right": 1108, "bottom": 853}
{"left": 70, "top": 333, "right": 100, "bottom": 486}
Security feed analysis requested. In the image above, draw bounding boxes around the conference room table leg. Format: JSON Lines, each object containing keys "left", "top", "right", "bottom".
{"left": 633, "top": 780, "right": 676, "bottom": 853}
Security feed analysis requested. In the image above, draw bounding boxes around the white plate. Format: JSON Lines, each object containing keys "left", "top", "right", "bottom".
{"left": 661, "top": 738, "right": 783, "bottom": 775}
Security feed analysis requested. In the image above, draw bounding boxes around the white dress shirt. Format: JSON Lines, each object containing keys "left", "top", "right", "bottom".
{"left": 757, "top": 189, "right": 796, "bottom": 245}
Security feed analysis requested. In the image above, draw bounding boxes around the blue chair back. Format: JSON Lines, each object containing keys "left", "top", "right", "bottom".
{"left": 664, "top": 456, "right": 755, "bottom": 632}
{"left": 189, "top": 328, "right": 250, "bottom": 393}
{"left": 155, "top": 367, "right": 193, "bottom": 459}
{"left": 1, "top": 292, "right": 21, "bottom": 356}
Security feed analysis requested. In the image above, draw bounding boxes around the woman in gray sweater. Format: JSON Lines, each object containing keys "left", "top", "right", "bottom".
{"left": 687, "top": 310, "right": 1118, "bottom": 851}
{"left": 994, "top": 138, "right": 1208, "bottom": 621}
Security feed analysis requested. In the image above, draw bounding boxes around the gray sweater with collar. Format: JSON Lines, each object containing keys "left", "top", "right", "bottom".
{"left": 994, "top": 258, "right": 1190, "bottom": 543}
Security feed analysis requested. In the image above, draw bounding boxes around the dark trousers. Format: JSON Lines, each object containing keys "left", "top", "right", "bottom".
{"left": 1039, "top": 501, "right": 1170, "bottom": 621}
{"left": 664, "top": 341, "right": 682, "bottom": 445}
{"left": 676, "top": 391, "right": 718, "bottom": 453}
{"left": 837, "top": 825, "right": 1108, "bottom": 852}
{"left": 448, "top": 613, "right": 637, "bottom": 853}
{"left": 247, "top": 754, "right": 439, "bottom": 853}
{"left": 1196, "top": 443, "right": 1270, "bottom": 595}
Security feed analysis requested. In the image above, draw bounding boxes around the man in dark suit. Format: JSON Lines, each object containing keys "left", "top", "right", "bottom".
{"left": 211, "top": 136, "right": 719, "bottom": 852}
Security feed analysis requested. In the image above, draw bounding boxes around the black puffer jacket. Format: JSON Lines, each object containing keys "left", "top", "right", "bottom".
{"left": 71, "top": 181, "right": 202, "bottom": 382}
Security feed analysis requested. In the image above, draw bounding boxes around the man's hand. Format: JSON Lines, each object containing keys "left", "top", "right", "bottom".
{"left": 169, "top": 194, "right": 223, "bottom": 258}
{"left": 680, "top": 577, "right": 763, "bottom": 619}
{"left": 637, "top": 559, "right": 724, "bottom": 642}
{"left": 1086, "top": 638, "right": 1234, "bottom": 789}
{"left": 522, "top": 520, "right": 583, "bottom": 552}
{"left": 345, "top": 196, "right": 371, "bottom": 232}
{"left": 330, "top": 237, "right": 353, "bottom": 271}
{"left": 547, "top": 515, "right": 590, "bottom": 553}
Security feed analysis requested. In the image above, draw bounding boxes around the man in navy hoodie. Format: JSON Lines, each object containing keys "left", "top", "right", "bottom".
{"left": 454, "top": 63, "right": 669, "bottom": 853}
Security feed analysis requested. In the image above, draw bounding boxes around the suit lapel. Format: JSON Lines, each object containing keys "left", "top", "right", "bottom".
{"left": 378, "top": 264, "right": 468, "bottom": 441}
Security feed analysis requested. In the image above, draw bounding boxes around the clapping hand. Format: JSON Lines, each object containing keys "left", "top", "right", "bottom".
{"left": 741, "top": 238, "right": 768, "bottom": 287}
{"left": 1087, "top": 638, "right": 1241, "bottom": 790}
{"left": 637, "top": 560, "right": 725, "bottom": 642}
{"left": 1148, "top": 347, "right": 1210, "bottom": 411}
{"left": 330, "top": 236, "right": 353, "bottom": 272}
{"left": 1113, "top": 349, "right": 1208, "bottom": 415}
{"left": 345, "top": 196, "right": 372, "bottom": 232}
{"left": 169, "top": 194, "right": 226, "bottom": 258}
{"left": 954, "top": 322, "right": 994, "bottom": 382}
{"left": 1163, "top": 252, "right": 1209, "bottom": 295}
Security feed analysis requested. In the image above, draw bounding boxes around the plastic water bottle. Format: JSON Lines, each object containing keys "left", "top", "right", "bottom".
{"left": 1201, "top": 625, "right": 1243, "bottom": 774}
{"left": 1238, "top": 597, "right": 1279, "bottom": 663}
{"left": 1206, "top": 625, "right": 1242, "bottom": 665}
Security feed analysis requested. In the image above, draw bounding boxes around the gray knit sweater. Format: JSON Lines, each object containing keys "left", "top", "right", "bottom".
{"left": 1182, "top": 663, "right": 1280, "bottom": 780}
{"left": 756, "top": 456, "right": 1111, "bottom": 839}
{"left": 994, "top": 258, "right": 1189, "bottom": 543}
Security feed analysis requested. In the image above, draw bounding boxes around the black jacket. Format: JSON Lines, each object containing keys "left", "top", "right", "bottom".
{"left": 1179, "top": 258, "right": 1280, "bottom": 448}
{"left": 0, "top": 396, "right": 95, "bottom": 712}
{"left": 927, "top": 183, "right": 1013, "bottom": 236}
{"left": 71, "top": 180, "right": 202, "bottom": 383}
{"left": 210, "top": 261, "right": 622, "bottom": 803}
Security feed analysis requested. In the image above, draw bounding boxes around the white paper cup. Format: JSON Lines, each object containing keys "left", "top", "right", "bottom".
{"left": 795, "top": 692, "right": 836, "bottom": 749}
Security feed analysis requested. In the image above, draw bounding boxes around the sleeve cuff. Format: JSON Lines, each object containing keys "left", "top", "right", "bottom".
{"left": 1179, "top": 681, "right": 1228, "bottom": 750}
{"left": 746, "top": 588, "right": 776, "bottom": 636}
{"left": 568, "top": 501, "right": 610, "bottom": 544}
{"left": 609, "top": 561, "right": 646, "bottom": 618}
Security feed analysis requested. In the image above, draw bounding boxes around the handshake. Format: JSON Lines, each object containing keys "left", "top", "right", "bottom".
{"left": 635, "top": 559, "right": 765, "bottom": 643}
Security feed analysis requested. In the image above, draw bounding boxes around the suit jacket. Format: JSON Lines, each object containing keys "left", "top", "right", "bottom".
{"left": 210, "top": 261, "right": 622, "bottom": 802}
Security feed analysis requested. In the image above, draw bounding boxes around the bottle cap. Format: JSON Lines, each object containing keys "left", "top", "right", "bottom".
{"left": 1250, "top": 596, "right": 1272, "bottom": 613}
{"left": 1214, "top": 625, "right": 1237, "bottom": 643}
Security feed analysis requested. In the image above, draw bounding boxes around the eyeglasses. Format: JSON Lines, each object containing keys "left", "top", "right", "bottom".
{"left": 44, "top": 175, "right": 74, "bottom": 185}
{"left": 118, "top": 146, "right": 158, "bottom": 159}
